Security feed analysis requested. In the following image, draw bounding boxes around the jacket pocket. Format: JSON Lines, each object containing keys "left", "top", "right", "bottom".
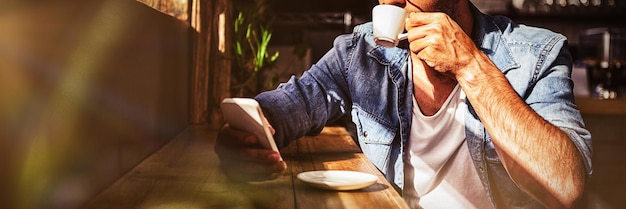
{"left": 351, "top": 107, "right": 395, "bottom": 145}
{"left": 351, "top": 107, "right": 397, "bottom": 172}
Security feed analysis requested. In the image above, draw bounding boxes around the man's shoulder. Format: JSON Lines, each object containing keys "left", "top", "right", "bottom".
{"left": 326, "top": 22, "right": 384, "bottom": 60}
{"left": 352, "top": 22, "right": 373, "bottom": 35}
{"left": 489, "top": 15, "right": 567, "bottom": 47}
{"left": 332, "top": 22, "right": 376, "bottom": 47}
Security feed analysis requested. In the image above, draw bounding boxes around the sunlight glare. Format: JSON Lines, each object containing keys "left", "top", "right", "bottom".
{"left": 16, "top": 1, "right": 128, "bottom": 208}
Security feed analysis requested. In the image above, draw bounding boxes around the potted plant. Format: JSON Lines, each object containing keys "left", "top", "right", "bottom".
{"left": 231, "top": 0, "right": 279, "bottom": 97}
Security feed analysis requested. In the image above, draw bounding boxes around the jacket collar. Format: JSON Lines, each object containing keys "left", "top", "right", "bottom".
{"left": 469, "top": 4, "right": 520, "bottom": 73}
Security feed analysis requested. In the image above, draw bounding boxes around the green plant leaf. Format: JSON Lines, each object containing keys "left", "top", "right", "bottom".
{"left": 270, "top": 51, "right": 279, "bottom": 62}
{"left": 231, "top": 0, "right": 280, "bottom": 94}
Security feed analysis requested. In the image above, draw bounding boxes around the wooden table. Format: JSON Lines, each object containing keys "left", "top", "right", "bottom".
{"left": 83, "top": 125, "right": 409, "bottom": 209}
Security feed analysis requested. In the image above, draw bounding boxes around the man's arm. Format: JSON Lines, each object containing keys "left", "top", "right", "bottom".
{"left": 406, "top": 12, "right": 588, "bottom": 208}
{"left": 455, "top": 53, "right": 586, "bottom": 208}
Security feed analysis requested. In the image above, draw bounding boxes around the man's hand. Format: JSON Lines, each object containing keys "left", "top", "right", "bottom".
{"left": 405, "top": 12, "right": 482, "bottom": 77}
{"left": 403, "top": 10, "right": 586, "bottom": 209}
{"left": 214, "top": 124, "right": 287, "bottom": 182}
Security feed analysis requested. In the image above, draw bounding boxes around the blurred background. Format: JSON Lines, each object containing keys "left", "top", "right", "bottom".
{"left": 0, "top": 0, "right": 624, "bottom": 208}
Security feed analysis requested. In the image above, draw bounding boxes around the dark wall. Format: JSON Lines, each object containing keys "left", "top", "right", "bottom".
{"left": 0, "top": 0, "right": 191, "bottom": 208}
{"left": 270, "top": 0, "right": 376, "bottom": 16}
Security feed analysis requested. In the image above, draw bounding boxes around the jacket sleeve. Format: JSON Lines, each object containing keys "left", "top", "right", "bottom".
{"left": 524, "top": 37, "right": 593, "bottom": 176}
{"left": 255, "top": 34, "right": 354, "bottom": 148}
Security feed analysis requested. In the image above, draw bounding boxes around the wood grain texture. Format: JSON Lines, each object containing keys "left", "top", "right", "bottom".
{"left": 84, "top": 126, "right": 408, "bottom": 209}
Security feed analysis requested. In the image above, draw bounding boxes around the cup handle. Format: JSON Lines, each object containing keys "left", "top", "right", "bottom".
{"left": 398, "top": 33, "right": 408, "bottom": 41}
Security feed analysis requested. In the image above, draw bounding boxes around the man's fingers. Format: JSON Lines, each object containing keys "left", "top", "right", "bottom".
{"left": 215, "top": 123, "right": 286, "bottom": 182}
{"left": 262, "top": 116, "right": 276, "bottom": 135}
{"left": 405, "top": 12, "right": 448, "bottom": 27}
{"left": 217, "top": 124, "right": 262, "bottom": 147}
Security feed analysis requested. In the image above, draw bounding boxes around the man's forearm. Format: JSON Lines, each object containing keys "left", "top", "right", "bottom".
{"left": 456, "top": 55, "right": 586, "bottom": 208}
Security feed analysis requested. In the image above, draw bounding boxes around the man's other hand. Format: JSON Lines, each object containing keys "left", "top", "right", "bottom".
{"left": 214, "top": 124, "right": 287, "bottom": 182}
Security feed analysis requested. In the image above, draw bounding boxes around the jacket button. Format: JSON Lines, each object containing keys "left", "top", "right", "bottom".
{"left": 479, "top": 166, "right": 484, "bottom": 172}
{"left": 363, "top": 131, "right": 368, "bottom": 137}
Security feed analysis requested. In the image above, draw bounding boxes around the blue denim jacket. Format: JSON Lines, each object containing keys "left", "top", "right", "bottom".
{"left": 256, "top": 5, "right": 592, "bottom": 208}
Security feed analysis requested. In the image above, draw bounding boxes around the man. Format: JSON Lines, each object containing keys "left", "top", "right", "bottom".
{"left": 215, "top": 0, "right": 593, "bottom": 208}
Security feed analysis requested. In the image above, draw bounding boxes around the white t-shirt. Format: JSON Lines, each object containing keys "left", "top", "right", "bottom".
{"left": 403, "top": 84, "right": 494, "bottom": 209}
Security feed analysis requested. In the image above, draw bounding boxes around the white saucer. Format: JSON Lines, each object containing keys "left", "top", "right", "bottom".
{"left": 296, "top": 170, "right": 378, "bottom": 191}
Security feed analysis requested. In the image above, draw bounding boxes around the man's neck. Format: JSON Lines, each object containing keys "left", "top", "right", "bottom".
{"left": 411, "top": 1, "right": 473, "bottom": 116}
{"left": 411, "top": 58, "right": 458, "bottom": 116}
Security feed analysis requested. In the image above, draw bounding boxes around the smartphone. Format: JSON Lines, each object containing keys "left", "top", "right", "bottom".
{"left": 220, "top": 98, "right": 279, "bottom": 152}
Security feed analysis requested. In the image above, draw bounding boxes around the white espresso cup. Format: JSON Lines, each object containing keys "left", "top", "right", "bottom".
{"left": 372, "top": 5, "right": 408, "bottom": 48}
